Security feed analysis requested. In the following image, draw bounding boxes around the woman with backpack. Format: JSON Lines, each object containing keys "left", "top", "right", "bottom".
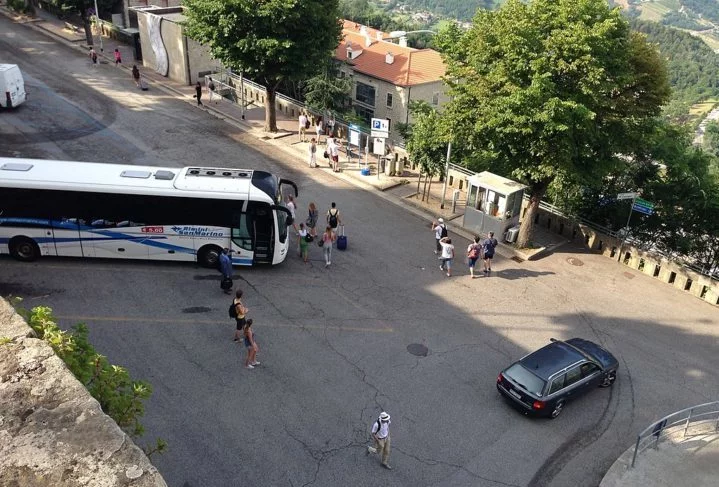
{"left": 482, "top": 231, "right": 499, "bottom": 275}
{"left": 231, "top": 289, "right": 248, "bottom": 342}
{"left": 467, "top": 236, "right": 482, "bottom": 278}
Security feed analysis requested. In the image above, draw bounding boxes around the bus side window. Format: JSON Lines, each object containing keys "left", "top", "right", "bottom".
{"left": 231, "top": 213, "right": 252, "bottom": 250}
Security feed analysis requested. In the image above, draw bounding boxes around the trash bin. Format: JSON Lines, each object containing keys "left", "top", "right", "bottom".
{"left": 505, "top": 226, "right": 520, "bottom": 243}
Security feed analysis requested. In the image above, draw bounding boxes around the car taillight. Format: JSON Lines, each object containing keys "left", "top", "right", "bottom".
{"left": 497, "top": 373, "right": 504, "bottom": 383}
{"left": 532, "top": 400, "right": 545, "bottom": 410}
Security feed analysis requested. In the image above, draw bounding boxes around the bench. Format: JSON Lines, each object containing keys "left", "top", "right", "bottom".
{"left": 63, "top": 22, "right": 80, "bottom": 33}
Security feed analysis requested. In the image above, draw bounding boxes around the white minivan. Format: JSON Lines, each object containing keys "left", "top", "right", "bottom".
{"left": 0, "top": 64, "right": 26, "bottom": 108}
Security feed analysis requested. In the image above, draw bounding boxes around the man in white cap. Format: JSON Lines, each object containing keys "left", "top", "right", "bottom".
{"left": 432, "top": 218, "right": 447, "bottom": 254}
{"left": 368, "top": 411, "right": 392, "bottom": 469}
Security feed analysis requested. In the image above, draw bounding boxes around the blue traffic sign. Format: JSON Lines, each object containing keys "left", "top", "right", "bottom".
{"left": 632, "top": 204, "right": 654, "bottom": 215}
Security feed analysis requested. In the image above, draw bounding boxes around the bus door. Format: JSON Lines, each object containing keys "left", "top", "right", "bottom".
{"left": 51, "top": 217, "right": 86, "bottom": 257}
{"left": 230, "top": 210, "right": 254, "bottom": 266}
{"left": 248, "top": 202, "right": 274, "bottom": 265}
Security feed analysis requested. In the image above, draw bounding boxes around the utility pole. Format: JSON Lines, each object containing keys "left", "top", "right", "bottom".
{"left": 440, "top": 140, "right": 452, "bottom": 209}
{"left": 93, "top": 0, "right": 103, "bottom": 53}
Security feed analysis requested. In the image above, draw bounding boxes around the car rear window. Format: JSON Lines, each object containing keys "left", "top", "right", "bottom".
{"left": 504, "top": 363, "right": 546, "bottom": 396}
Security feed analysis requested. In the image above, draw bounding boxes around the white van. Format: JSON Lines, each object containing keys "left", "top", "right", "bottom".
{"left": 0, "top": 64, "right": 26, "bottom": 108}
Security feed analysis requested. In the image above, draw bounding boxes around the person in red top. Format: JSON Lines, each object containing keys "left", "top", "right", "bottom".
{"left": 113, "top": 48, "right": 122, "bottom": 65}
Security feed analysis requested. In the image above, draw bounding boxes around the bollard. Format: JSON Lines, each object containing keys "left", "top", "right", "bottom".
{"left": 451, "top": 189, "right": 460, "bottom": 213}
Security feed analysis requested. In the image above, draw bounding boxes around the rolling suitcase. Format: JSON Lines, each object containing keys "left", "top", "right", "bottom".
{"left": 139, "top": 77, "right": 149, "bottom": 91}
{"left": 337, "top": 225, "right": 347, "bottom": 251}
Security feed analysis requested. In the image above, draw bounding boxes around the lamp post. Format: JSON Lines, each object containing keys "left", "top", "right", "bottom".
{"left": 93, "top": 0, "right": 103, "bottom": 53}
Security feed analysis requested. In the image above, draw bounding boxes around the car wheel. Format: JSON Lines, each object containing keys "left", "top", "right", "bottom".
{"left": 198, "top": 245, "right": 222, "bottom": 269}
{"left": 600, "top": 370, "right": 617, "bottom": 388}
{"left": 10, "top": 237, "right": 40, "bottom": 262}
{"left": 550, "top": 400, "right": 565, "bottom": 419}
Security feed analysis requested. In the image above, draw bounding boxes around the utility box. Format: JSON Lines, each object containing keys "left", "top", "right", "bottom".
{"left": 505, "top": 226, "right": 520, "bottom": 243}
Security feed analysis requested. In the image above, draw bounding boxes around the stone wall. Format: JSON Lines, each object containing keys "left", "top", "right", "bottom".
{"left": 0, "top": 299, "right": 168, "bottom": 487}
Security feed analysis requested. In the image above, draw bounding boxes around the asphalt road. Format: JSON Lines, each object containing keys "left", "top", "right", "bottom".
{"left": 2, "top": 15, "right": 719, "bottom": 487}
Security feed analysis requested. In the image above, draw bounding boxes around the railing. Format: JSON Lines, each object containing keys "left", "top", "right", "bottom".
{"left": 631, "top": 401, "right": 719, "bottom": 468}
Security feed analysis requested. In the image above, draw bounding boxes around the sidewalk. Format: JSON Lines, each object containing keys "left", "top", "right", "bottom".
{"left": 0, "top": 3, "right": 560, "bottom": 262}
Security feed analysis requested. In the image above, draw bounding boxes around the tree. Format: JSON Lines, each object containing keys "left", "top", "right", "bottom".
{"left": 436, "top": 0, "right": 670, "bottom": 247}
{"left": 404, "top": 102, "right": 448, "bottom": 201}
{"left": 183, "top": 0, "right": 343, "bottom": 132}
{"left": 303, "top": 59, "right": 352, "bottom": 119}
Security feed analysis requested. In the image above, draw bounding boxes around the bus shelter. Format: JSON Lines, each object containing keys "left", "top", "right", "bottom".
{"left": 462, "top": 171, "right": 526, "bottom": 240}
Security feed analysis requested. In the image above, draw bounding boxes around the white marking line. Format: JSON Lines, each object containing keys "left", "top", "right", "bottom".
{"left": 55, "top": 315, "right": 394, "bottom": 333}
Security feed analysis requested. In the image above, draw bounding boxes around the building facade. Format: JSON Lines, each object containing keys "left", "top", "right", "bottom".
{"left": 335, "top": 21, "right": 449, "bottom": 140}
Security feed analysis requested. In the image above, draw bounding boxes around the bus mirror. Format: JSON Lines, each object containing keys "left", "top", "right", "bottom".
{"left": 271, "top": 205, "right": 293, "bottom": 226}
{"left": 279, "top": 178, "right": 298, "bottom": 197}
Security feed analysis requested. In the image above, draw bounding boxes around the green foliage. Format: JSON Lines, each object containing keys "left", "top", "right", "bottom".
{"left": 661, "top": 11, "right": 708, "bottom": 31}
{"left": 7, "top": 0, "right": 35, "bottom": 15}
{"left": 22, "top": 305, "right": 154, "bottom": 438}
{"left": 677, "top": 0, "right": 719, "bottom": 24}
{"left": 303, "top": 61, "right": 352, "bottom": 116}
{"left": 631, "top": 19, "right": 719, "bottom": 111}
{"left": 405, "top": 101, "right": 447, "bottom": 176}
{"left": 438, "top": 0, "right": 671, "bottom": 246}
{"left": 398, "top": 0, "right": 497, "bottom": 22}
{"left": 183, "top": 0, "right": 342, "bottom": 131}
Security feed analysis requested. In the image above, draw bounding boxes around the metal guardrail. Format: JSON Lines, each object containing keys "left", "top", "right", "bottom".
{"left": 631, "top": 401, "right": 719, "bottom": 467}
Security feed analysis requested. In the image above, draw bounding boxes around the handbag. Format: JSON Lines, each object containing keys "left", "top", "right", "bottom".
{"left": 318, "top": 238, "right": 324, "bottom": 247}
{"left": 323, "top": 151, "right": 329, "bottom": 159}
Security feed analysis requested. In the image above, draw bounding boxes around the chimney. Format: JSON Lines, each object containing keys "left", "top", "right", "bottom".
{"left": 399, "top": 36, "right": 408, "bottom": 48}
{"left": 376, "top": 31, "right": 383, "bottom": 41}
{"left": 385, "top": 52, "right": 394, "bottom": 65}
{"left": 364, "top": 32, "right": 373, "bottom": 47}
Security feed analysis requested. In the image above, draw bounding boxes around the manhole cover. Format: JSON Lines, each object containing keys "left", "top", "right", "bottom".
{"left": 182, "top": 306, "right": 212, "bottom": 313}
{"left": 566, "top": 257, "right": 584, "bottom": 266}
{"left": 623, "top": 272, "right": 635, "bottom": 279}
{"left": 511, "top": 256, "right": 524, "bottom": 263}
{"left": 407, "top": 343, "right": 428, "bottom": 357}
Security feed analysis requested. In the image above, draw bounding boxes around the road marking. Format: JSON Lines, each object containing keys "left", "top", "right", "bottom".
{"left": 55, "top": 315, "right": 394, "bottom": 333}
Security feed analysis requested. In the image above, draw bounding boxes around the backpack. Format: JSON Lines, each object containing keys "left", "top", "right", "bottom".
{"left": 440, "top": 224, "right": 448, "bottom": 238}
{"left": 209, "top": 82, "right": 215, "bottom": 91}
{"left": 483, "top": 238, "right": 496, "bottom": 256}
{"left": 228, "top": 302, "right": 238, "bottom": 319}
{"left": 328, "top": 209, "right": 338, "bottom": 227}
{"left": 468, "top": 244, "right": 480, "bottom": 259}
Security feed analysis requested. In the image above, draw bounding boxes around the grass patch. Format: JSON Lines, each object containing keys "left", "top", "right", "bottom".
{"left": 689, "top": 100, "right": 719, "bottom": 120}
{"left": 638, "top": 3, "right": 670, "bottom": 22}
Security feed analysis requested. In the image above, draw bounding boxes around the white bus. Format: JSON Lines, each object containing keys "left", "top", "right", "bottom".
{"left": 0, "top": 158, "right": 298, "bottom": 267}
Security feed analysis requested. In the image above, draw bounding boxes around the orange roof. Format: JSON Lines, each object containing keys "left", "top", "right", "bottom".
{"left": 335, "top": 20, "right": 446, "bottom": 87}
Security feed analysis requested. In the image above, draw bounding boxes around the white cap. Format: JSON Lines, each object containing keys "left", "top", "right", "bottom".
{"left": 379, "top": 411, "right": 390, "bottom": 422}
{"left": 437, "top": 218, "right": 444, "bottom": 223}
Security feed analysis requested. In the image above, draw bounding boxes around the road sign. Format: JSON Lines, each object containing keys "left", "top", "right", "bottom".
{"left": 371, "top": 118, "right": 390, "bottom": 138}
{"left": 349, "top": 129, "right": 360, "bottom": 147}
{"left": 632, "top": 203, "right": 654, "bottom": 215}
{"left": 617, "top": 192, "right": 638, "bottom": 200}
{"left": 634, "top": 198, "right": 654, "bottom": 209}
{"left": 372, "top": 138, "right": 385, "bottom": 156}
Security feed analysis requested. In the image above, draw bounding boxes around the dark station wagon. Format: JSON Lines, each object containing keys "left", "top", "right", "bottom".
{"left": 496, "top": 338, "right": 618, "bottom": 418}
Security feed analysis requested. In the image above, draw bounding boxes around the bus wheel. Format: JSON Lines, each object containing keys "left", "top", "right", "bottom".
{"left": 198, "top": 245, "right": 222, "bottom": 269}
{"left": 10, "top": 237, "right": 40, "bottom": 262}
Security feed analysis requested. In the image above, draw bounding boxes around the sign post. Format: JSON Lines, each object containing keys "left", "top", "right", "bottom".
{"left": 617, "top": 194, "right": 654, "bottom": 262}
{"left": 371, "top": 118, "right": 390, "bottom": 177}
{"left": 349, "top": 124, "right": 361, "bottom": 168}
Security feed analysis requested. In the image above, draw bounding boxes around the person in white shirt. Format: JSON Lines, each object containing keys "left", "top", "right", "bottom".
{"left": 286, "top": 195, "right": 298, "bottom": 234}
{"left": 308, "top": 138, "right": 317, "bottom": 167}
{"left": 329, "top": 138, "right": 340, "bottom": 172}
{"left": 298, "top": 113, "right": 308, "bottom": 142}
{"left": 432, "top": 218, "right": 446, "bottom": 254}
{"left": 439, "top": 236, "right": 455, "bottom": 277}
{"left": 315, "top": 117, "right": 323, "bottom": 144}
{"left": 368, "top": 411, "right": 392, "bottom": 470}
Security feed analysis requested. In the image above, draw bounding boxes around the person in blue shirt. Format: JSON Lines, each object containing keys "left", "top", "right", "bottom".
{"left": 219, "top": 248, "right": 233, "bottom": 294}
